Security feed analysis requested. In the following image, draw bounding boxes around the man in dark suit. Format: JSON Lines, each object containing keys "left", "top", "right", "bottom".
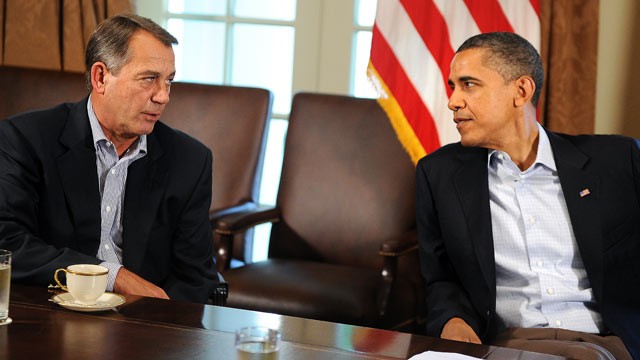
{"left": 417, "top": 32, "right": 638, "bottom": 359}
{"left": 0, "top": 14, "right": 219, "bottom": 303}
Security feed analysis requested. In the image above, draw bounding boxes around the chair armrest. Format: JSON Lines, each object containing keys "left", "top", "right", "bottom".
{"left": 378, "top": 229, "right": 418, "bottom": 257}
{"left": 208, "top": 202, "right": 265, "bottom": 273}
{"left": 376, "top": 230, "right": 418, "bottom": 318}
{"left": 209, "top": 201, "right": 262, "bottom": 225}
{"left": 214, "top": 206, "right": 281, "bottom": 272}
{"left": 209, "top": 273, "right": 228, "bottom": 306}
{"left": 215, "top": 205, "right": 281, "bottom": 235}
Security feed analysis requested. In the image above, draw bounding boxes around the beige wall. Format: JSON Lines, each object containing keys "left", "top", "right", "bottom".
{"left": 595, "top": 0, "right": 640, "bottom": 137}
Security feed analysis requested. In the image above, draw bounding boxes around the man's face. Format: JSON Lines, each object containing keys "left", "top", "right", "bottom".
{"left": 447, "top": 48, "right": 518, "bottom": 149}
{"left": 98, "top": 30, "right": 175, "bottom": 140}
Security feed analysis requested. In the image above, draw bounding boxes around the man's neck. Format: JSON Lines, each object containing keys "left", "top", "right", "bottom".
{"left": 99, "top": 125, "right": 138, "bottom": 157}
{"left": 499, "top": 112, "right": 540, "bottom": 171}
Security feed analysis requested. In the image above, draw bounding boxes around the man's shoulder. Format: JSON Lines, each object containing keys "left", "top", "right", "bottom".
{"left": 550, "top": 131, "right": 638, "bottom": 155}
{"left": 417, "top": 142, "right": 484, "bottom": 167}
{"left": 0, "top": 102, "right": 79, "bottom": 141}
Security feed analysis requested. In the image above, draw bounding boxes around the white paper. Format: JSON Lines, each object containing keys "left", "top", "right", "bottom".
{"left": 409, "top": 351, "right": 481, "bottom": 360}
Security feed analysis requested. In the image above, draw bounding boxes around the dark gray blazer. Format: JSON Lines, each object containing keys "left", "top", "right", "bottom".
{"left": 0, "top": 98, "right": 218, "bottom": 303}
{"left": 417, "top": 128, "right": 640, "bottom": 358}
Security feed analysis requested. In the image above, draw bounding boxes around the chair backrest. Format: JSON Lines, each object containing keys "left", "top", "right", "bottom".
{"left": 161, "top": 83, "right": 272, "bottom": 212}
{"left": 269, "top": 93, "right": 415, "bottom": 269}
{"left": 0, "top": 66, "right": 88, "bottom": 119}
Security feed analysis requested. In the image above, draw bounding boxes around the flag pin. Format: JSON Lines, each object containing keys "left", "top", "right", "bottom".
{"left": 579, "top": 188, "right": 591, "bottom": 197}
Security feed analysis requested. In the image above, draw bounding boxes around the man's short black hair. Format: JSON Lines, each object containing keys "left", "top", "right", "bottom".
{"left": 457, "top": 32, "right": 543, "bottom": 107}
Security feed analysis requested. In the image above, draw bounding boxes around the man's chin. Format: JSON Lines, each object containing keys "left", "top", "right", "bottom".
{"left": 459, "top": 136, "right": 478, "bottom": 147}
{"left": 138, "top": 122, "right": 157, "bottom": 135}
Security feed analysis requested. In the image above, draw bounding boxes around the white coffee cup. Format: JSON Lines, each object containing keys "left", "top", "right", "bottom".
{"left": 54, "top": 264, "right": 108, "bottom": 304}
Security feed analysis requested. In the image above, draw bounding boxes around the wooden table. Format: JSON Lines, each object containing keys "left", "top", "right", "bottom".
{"left": 1, "top": 285, "right": 564, "bottom": 359}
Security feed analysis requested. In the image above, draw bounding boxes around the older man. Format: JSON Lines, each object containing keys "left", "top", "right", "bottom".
{"left": 0, "top": 14, "right": 219, "bottom": 303}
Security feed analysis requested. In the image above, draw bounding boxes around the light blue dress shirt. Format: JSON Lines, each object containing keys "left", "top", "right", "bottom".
{"left": 87, "top": 97, "right": 147, "bottom": 291}
{"left": 488, "top": 123, "right": 604, "bottom": 333}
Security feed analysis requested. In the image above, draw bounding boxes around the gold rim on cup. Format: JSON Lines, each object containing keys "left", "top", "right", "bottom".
{"left": 63, "top": 267, "right": 108, "bottom": 276}
{"left": 53, "top": 266, "right": 108, "bottom": 292}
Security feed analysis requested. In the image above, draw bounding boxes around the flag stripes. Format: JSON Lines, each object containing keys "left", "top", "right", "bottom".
{"left": 368, "top": 0, "right": 541, "bottom": 165}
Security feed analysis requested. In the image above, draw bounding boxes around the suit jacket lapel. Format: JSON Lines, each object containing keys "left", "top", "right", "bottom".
{"left": 547, "top": 130, "right": 603, "bottom": 301}
{"left": 122, "top": 132, "right": 167, "bottom": 273}
{"left": 453, "top": 147, "right": 496, "bottom": 296}
{"left": 56, "top": 99, "right": 101, "bottom": 255}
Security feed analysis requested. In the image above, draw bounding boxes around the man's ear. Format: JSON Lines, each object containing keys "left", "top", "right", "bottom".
{"left": 90, "top": 62, "right": 109, "bottom": 94}
{"left": 514, "top": 75, "right": 535, "bottom": 107}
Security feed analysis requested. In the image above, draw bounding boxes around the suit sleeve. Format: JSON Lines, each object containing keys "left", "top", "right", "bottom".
{"left": 162, "top": 147, "right": 218, "bottom": 303}
{"left": 0, "top": 120, "right": 100, "bottom": 285}
{"left": 416, "top": 156, "right": 482, "bottom": 338}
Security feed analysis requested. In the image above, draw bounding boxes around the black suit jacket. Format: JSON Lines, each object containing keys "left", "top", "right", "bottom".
{"left": 416, "top": 129, "right": 640, "bottom": 358}
{"left": 0, "top": 99, "right": 218, "bottom": 303}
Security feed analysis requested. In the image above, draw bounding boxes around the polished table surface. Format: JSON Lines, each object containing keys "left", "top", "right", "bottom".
{"left": 1, "top": 285, "right": 565, "bottom": 359}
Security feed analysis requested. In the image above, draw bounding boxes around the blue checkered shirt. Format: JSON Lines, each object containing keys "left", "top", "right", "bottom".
{"left": 87, "top": 97, "right": 147, "bottom": 291}
{"left": 488, "top": 123, "right": 604, "bottom": 333}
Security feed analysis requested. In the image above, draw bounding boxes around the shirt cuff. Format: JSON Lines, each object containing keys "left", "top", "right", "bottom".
{"left": 99, "top": 262, "right": 123, "bottom": 292}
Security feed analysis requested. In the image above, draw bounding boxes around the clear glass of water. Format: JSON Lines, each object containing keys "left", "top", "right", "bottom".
{"left": 235, "top": 326, "right": 280, "bottom": 360}
{"left": 0, "top": 249, "right": 11, "bottom": 325}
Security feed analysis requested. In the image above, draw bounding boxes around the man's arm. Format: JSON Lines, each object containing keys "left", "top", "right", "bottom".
{"left": 160, "top": 146, "right": 218, "bottom": 303}
{"left": 416, "top": 156, "right": 483, "bottom": 339}
{"left": 114, "top": 267, "right": 169, "bottom": 299}
{"left": 0, "top": 120, "right": 101, "bottom": 284}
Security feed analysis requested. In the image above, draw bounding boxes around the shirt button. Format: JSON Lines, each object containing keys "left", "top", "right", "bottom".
{"left": 105, "top": 244, "right": 110, "bottom": 250}
{"left": 106, "top": 142, "right": 112, "bottom": 147}
{"left": 547, "top": 288, "right": 555, "bottom": 295}
{"left": 529, "top": 216, "right": 536, "bottom": 224}
{"left": 555, "top": 320, "right": 562, "bottom": 327}
{"left": 536, "top": 260, "right": 544, "bottom": 267}
{"left": 106, "top": 206, "right": 111, "bottom": 212}
{"left": 111, "top": 169, "right": 117, "bottom": 175}
{"left": 498, "top": 153, "right": 504, "bottom": 160}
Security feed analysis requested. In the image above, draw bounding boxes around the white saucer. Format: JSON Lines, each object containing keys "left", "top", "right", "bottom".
{"left": 51, "top": 292, "right": 126, "bottom": 312}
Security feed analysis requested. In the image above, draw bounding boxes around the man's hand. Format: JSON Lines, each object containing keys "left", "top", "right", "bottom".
{"left": 113, "top": 267, "right": 169, "bottom": 300}
{"left": 441, "top": 317, "right": 482, "bottom": 344}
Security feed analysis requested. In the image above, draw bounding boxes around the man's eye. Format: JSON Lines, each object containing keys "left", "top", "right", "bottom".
{"left": 464, "top": 81, "right": 475, "bottom": 88}
{"left": 142, "top": 77, "right": 156, "bottom": 83}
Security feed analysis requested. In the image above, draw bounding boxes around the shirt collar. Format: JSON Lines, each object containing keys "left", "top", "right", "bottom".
{"left": 535, "top": 122, "right": 556, "bottom": 172}
{"left": 487, "top": 122, "right": 556, "bottom": 172}
{"left": 87, "top": 96, "right": 147, "bottom": 154}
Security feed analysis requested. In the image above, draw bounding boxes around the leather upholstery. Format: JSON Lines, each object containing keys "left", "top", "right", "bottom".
{"left": 160, "top": 82, "right": 272, "bottom": 219}
{"left": 0, "top": 66, "right": 88, "bottom": 117}
{"left": 218, "top": 93, "right": 425, "bottom": 331}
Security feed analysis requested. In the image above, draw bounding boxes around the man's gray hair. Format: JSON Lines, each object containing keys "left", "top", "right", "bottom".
{"left": 85, "top": 13, "right": 178, "bottom": 90}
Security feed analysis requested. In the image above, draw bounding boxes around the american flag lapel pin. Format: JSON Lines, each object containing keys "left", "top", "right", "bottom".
{"left": 579, "top": 188, "right": 591, "bottom": 197}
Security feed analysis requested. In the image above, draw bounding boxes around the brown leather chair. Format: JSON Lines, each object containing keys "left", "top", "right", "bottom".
{"left": 160, "top": 82, "right": 272, "bottom": 275}
{"left": 216, "top": 92, "right": 425, "bottom": 331}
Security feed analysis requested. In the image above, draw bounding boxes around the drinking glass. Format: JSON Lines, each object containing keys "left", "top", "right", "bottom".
{"left": 0, "top": 250, "right": 11, "bottom": 325}
{"left": 235, "top": 326, "right": 280, "bottom": 360}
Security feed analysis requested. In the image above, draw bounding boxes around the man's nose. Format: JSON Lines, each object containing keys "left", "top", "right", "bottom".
{"left": 152, "top": 82, "right": 170, "bottom": 105}
{"left": 448, "top": 90, "right": 464, "bottom": 112}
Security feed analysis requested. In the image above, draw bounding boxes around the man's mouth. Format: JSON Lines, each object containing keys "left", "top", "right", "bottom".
{"left": 142, "top": 112, "right": 161, "bottom": 121}
{"left": 454, "top": 117, "right": 471, "bottom": 127}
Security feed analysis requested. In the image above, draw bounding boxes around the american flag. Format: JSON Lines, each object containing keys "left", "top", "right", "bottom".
{"left": 368, "top": 0, "right": 541, "bottom": 165}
